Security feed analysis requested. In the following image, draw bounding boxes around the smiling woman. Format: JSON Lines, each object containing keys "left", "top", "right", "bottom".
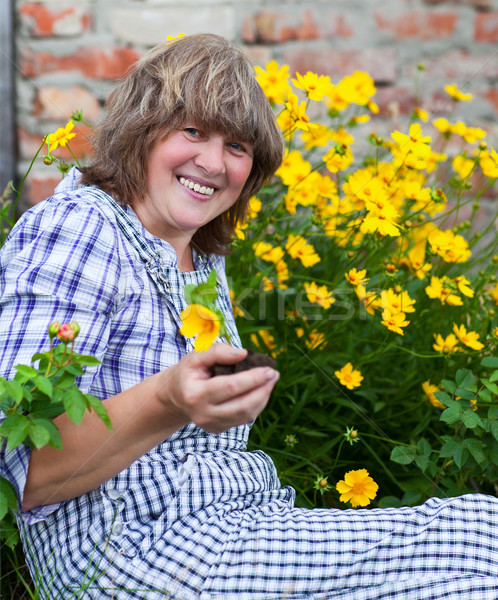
{"left": 1, "top": 33, "right": 498, "bottom": 600}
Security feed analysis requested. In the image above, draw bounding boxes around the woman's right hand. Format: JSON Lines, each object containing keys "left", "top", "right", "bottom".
{"left": 158, "top": 344, "right": 280, "bottom": 433}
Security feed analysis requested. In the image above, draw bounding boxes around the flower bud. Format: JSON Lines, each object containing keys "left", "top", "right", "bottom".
{"left": 491, "top": 255, "right": 498, "bottom": 264}
{"left": 48, "top": 321, "right": 60, "bottom": 338}
{"left": 43, "top": 155, "right": 54, "bottom": 166}
{"left": 57, "top": 323, "right": 75, "bottom": 343}
{"left": 319, "top": 478, "right": 329, "bottom": 488}
{"left": 479, "top": 141, "right": 488, "bottom": 151}
{"left": 394, "top": 285, "right": 402, "bottom": 294}
{"left": 69, "top": 321, "right": 81, "bottom": 338}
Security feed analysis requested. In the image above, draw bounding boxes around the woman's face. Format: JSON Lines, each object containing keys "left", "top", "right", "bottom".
{"left": 133, "top": 126, "right": 253, "bottom": 247}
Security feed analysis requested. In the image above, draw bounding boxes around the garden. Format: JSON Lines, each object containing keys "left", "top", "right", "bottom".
{"left": 1, "top": 57, "right": 498, "bottom": 597}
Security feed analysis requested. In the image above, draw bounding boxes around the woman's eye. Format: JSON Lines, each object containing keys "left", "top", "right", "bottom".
{"left": 228, "top": 142, "right": 245, "bottom": 152}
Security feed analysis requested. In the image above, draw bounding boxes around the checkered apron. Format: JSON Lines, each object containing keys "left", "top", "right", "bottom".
{"left": 6, "top": 185, "right": 498, "bottom": 599}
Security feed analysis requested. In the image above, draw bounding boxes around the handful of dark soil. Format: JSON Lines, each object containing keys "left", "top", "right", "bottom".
{"left": 210, "top": 349, "right": 276, "bottom": 377}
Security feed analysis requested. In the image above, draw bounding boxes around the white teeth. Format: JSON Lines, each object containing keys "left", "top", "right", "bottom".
{"left": 179, "top": 177, "right": 214, "bottom": 196}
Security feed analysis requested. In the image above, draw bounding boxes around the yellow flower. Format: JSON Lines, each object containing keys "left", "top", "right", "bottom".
{"left": 453, "top": 323, "right": 485, "bottom": 351}
{"left": 488, "top": 282, "right": 498, "bottom": 305}
{"left": 413, "top": 107, "right": 429, "bottom": 122}
{"left": 336, "top": 468, "right": 378, "bottom": 508}
{"left": 45, "top": 120, "right": 76, "bottom": 151}
{"left": 381, "top": 309, "right": 410, "bottom": 335}
{"left": 306, "top": 330, "right": 326, "bottom": 350}
{"left": 380, "top": 289, "right": 416, "bottom": 314}
{"left": 255, "top": 60, "right": 290, "bottom": 104}
{"left": 251, "top": 329, "right": 277, "bottom": 352}
{"left": 166, "top": 33, "right": 186, "bottom": 41}
{"left": 301, "top": 124, "right": 333, "bottom": 149}
{"left": 391, "top": 123, "right": 432, "bottom": 159}
{"left": 335, "top": 362, "right": 364, "bottom": 390}
{"left": 179, "top": 304, "right": 221, "bottom": 352}
{"left": 275, "top": 149, "right": 312, "bottom": 187}
{"left": 291, "top": 71, "right": 332, "bottom": 101}
{"left": 461, "top": 126, "right": 486, "bottom": 144}
{"left": 229, "top": 289, "right": 245, "bottom": 318}
{"left": 253, "top": 241, "right": 285, "bottom": 264}
{"left": 304, "top": 282, "right": 335, "bottom": 309}
{"left": 445, "top": 83, "right": 473, "bottom": 102}
{"left": 284, "top": 87, "right": 318, "bottom": 132}
{"left": 345, "top": 268, "right": 369, "bottom": 287}
{"left": 433, "top": 117, "right": 452, "bottom": 134}
{"left": 422, "top": 380, "right": 445, "bottom": 409}
{"left": 285, "top": 234, "right": 321, "bottom": 267}
{"left": 340, "top": 71, "right": 376, "bottom": 106}
{"left": 425, "top": 276, "right": 463, "bottom": 306}
{"left": 433, "top": 333, "right": 460, "bottom": 354}
{"left": 452, "top": 155, "right": 475, "bottom": 180}
{"left": 454, "top": 275, "right": 474, "bottom": 298}
{"left": 361, "top": 200, "right": 401, "bottom": 237}
{"left": 323, "top": 144, "right": 354, "bottom": 173}
{"left": 428, "top": 229, "right": 471, "bottom": 263}
{"left": 480, "top": 148, "right": 498, "bottom": 178}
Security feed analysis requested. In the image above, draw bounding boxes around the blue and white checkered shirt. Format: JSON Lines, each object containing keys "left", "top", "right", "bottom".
{"left": 1, "top": 170, "right": 497, "bottom": 599}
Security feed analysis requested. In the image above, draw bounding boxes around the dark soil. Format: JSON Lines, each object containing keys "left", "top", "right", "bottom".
{"left": 210, "top": 349, "right": 276, "bottom": 377}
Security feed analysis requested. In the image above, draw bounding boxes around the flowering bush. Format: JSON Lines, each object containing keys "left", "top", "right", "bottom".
{"left": 227, "top": 63, "right": 498, "bottom": 509}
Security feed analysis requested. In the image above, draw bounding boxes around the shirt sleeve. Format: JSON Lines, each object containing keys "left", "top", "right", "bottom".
{"left": 0, "top": 193, "right": 122, "bottom": 523}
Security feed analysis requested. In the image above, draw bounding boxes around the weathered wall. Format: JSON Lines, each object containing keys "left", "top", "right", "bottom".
{"left": 13, "top": 0, "right": 498, "bottom": 208}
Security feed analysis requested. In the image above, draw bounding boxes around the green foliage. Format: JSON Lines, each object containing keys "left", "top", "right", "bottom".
{"left": 0, "top": 327, "right": 111, "bottom": 523}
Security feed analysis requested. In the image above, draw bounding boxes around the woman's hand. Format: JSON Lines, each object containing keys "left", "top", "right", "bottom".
{"left": 159, "top": 344, "right": 280, "bottom": 433}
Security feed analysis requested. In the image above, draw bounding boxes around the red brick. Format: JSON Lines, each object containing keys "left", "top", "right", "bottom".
{"left": 20, "top": 46, "right": 143, "bottom": 79}
{"left": 19, "top": 3, "right": 92, "bottom": 37}
{"left": 34, "top": 85, "right": 101, "bottom": 121}
{"left": 283, "top": 48, "right": 397, "bottom": 84}
{"left": 374, "top": 86, "right": 417, "bottom": 117}
{"left": 23, "top": 173, "right": 64, "bottom": 207}
{"left": 242, "top": 10, "right": 352, "bottom": 44}
{"left": 17, "top": 124, "right": 94, "bottom": 162}
{"left": 485, "top": 88, "right": 498, "bottom": 113}
{"left": 474, "top": 11, "right": 498, "bottom": 42}
{"left": 375, "top": 11, "right": 458, "bottom": 40}
{"left": 422, "top": 49, "right": 498, "bottom": 79}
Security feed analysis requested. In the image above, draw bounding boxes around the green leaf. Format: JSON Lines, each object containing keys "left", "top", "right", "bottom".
{"left": 482, "top": 380, "right": 498, "bottom": 396}
{"left": 434, "top": 391, "right": 452, "bottom": 406}
{"left": 488, "top": 406, "right": 498, "bottom": 419}
{"left": 4, "top": 380, "right": 23, "bottom": 404}
{"left": 390, "top": 446, "right": 415, "bottom": 465}
{"left": 462, "top": 438, "right": 486, "bottom": 465}
{"left": 439, "top": 439, "right": 459, "bottom": 458}
{"left": 63, "top": 387, "right": 86, "bottom": 425}
{"left": 481, "top": 356, "right": 498, "bottom": 368}
{"left": 490, "top": 421, "right": 498, "bottom": 443}
{"left": 77, "top": 355, "right": 101, "bottom": 366}
{"left": 33, "top": 375, "right": 53, "bottom": 398}
{"left": 14, "top": 364, "right": 37, "bottom": 380}
{"left": 440, "top": 404, "right": 462, "bottom": 425}
{"left": 454, "top": 387, "right": 476, "bottom": 401}
{"left": 85, "top": 394, "right": 112, "bottom": 430}
{"left": 453, "top": 446, "right": 468, "bottom": 469}
{"left": 489, "top": 370, "right": 498, "bottom": 383}
{"left": 461, "top": 411, "right": 483, "bottom": 429}
{"left": 32, "top": 417, "right": 62, "bottom": 450}
{"left": 417, "top": 438, "right": 432, "bottom": 457}
{"left": 441, "top": 379, "right": 457, "bottom": 394}
{"left": 28, "top": 421, "right": 51, "bottom": 450}
{"left": 477, "top": 388, "right": 492, "bottom": 402}
{"left": 414, "top": 455, "right": 430, "bottom": 471}
{"left": 0, "top": 413, "right": 30, "bottom": 450}
{"left": 455, "top": 369, "right": 475, "bottom": 389}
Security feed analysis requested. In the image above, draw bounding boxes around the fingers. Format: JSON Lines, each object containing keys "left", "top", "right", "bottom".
{"left": 206, "top": 366, "right": 279, "bottom": 405}
{"left": 189, "top": 343, "right": 248, "bottom": 368}
{"left": 194, "top": 373, "right": 279, "bottom": 433}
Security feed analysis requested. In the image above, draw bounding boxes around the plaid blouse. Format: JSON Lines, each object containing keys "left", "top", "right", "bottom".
{"left": 1, "top": 170, "right": 497, "bottom": 599}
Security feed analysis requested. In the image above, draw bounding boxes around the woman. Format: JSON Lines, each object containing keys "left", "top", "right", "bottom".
{"left": 1, "top": 34, "right": 497, "bottom": 600}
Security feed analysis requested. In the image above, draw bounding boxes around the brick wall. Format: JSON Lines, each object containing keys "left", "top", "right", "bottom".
{"left": 14, "top": 0, "right": 498, "bottom": 208}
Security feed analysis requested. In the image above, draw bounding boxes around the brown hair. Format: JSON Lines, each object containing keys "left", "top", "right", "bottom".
{"left": 80, "top": 34, "right": 284, "bottom": 255}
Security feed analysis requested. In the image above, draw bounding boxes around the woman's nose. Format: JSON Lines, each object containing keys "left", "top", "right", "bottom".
{"left": 193, "top": 135, "right": 226, "bottom": 175}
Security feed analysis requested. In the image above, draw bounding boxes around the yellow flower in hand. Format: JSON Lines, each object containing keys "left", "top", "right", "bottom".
{"left": 335, "top": 362, "right": 363, "bottom": 390}
{"left": 179, "top": 304, "right": 221, "bottom": 351}
{"left": 336, "top": 468, "right": 378, "bottom": 507}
